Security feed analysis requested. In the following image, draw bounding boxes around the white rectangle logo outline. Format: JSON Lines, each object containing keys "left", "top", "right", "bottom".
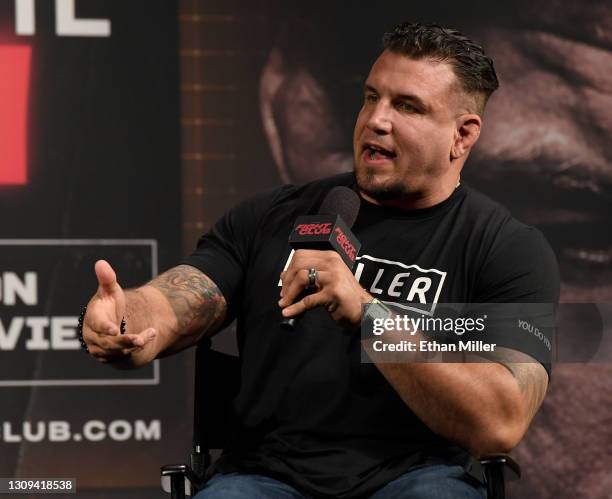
{"left": 0, "top": 239, "right": 160, "bottom": 387}
{"left": 356, "top": 254, "right": 447, "bottom": 316}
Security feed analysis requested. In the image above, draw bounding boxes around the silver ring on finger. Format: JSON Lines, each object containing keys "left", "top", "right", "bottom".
{"left": 307, "top": 268, "right": 318, "bottom": 290}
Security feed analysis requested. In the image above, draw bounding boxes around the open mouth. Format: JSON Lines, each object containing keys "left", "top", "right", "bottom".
{"left": 363, "top": 143, "right": 397, "bottom": 161}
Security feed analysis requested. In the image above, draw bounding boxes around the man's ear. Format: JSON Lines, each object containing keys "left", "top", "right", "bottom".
{"left": 451, "top": 114, "right": 482, "bottom": 160}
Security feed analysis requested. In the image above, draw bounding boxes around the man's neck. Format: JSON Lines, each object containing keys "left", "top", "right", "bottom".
{"left": 359, "top": 178, "right": 461, "bottom": 211}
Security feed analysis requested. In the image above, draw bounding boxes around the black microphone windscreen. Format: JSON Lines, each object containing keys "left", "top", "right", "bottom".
{"left": 318, "top": 186, "right": 361, "bottom": 228}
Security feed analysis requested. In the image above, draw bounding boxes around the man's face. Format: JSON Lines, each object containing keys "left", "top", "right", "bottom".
{"left": 353, "top": 50, "right": 462, "bottom": 203}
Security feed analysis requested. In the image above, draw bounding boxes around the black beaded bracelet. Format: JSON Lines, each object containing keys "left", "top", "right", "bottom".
{"left": 78, "top": 306, "right": 89, "bottom": 353}
{"left": 78, "top": 305, "right": 127, "bottom": 354}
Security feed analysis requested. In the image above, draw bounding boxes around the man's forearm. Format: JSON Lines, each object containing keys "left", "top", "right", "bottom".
{"left": 116, "top": 265, "right": 227, "bottom": 367}
{"left": 364, "top": 350, "right": 526, "bottom": 456}
{"left": 361, "top": 313, "right": 548, "bottom": 455}
{"left": 361, "top": 302, "right": 549, "bottom": 456}
{"left": 147, "top": 264, "right": 227, "bottom": 353}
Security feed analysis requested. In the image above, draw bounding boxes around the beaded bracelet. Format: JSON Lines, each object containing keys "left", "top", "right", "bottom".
{"left": 78, "top": 305, "right": 126, "bottom": 353}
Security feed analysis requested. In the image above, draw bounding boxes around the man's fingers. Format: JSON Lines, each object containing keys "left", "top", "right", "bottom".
{"left": 86, "top": 317, "right": 120, "bottom": 337}
{"left": 128, "top": 328, "right": 157, "bottom": 347}
{"left": 281, "top": 291, "right": 328, "bottom": 318}
{"left": 86, "top": 328, "right": 156, "bottom": 361}
{"left": 88, "top": 261, "right": 126, "bottom": 337}
{"left": 279, "top": 270, "right": 329, "bottom": 308}
{"left": 281, "top": 251, "right": 340, "bottom": 283}
{"left": 102, "top": 329, "right": 155, "bottom": 349}
{"left": 279, "top": 269, "right": 310, "bottom": 306}
{"left": 94, "top": 259, "right": 121, "bottom": 296}
{"left": 87, "top": 332, "right": 132, "bottom": 352}
{"left": 280, "top": 250, "right": 343, "bottom": 297}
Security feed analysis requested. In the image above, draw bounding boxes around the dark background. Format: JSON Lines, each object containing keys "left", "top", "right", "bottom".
{"left": 0, "top": 0, "right": 609, "bottom": 497}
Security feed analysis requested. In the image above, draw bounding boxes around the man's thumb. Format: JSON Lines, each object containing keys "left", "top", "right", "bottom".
{"left": 95, "top": 260, "right": 120, "bottom": 295}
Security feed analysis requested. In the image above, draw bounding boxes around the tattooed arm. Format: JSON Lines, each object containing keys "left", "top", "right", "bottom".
{"left": 130, "top": 264, "right": 227, "bottom": 358}
{"left": 83, "top": 260, "right": 227, "bottom": 368}
{"left": 491, "top": 348, "right": 549, "bottom": 436}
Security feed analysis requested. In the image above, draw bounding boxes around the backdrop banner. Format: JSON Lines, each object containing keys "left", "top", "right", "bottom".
{"left": 0, "top": 1, "right": 185, "bottom": 496}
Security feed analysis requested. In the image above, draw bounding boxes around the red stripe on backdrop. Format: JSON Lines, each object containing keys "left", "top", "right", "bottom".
{"left": 0, "top": 45, "right": 31, "bottom": 185}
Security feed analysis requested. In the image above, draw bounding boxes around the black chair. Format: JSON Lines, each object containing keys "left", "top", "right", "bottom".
{"left": 161, "top": 341, "right": 520, "bottom": 499}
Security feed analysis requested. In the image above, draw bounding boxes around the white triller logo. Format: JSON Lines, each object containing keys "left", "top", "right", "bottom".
{"left": 354, "top": 255, "right": 446, "bottom": 315}
{"left": 280, "top": 251, "right": 446, "bottom": 316}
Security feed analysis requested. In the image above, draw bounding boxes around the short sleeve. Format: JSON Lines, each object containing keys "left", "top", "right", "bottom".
{"left": 181, "top": 187, "right": 286, "bottom": 321}
{"left": 474, "top": 226, "right": 559, "bottom": 303}
{"left": 470, "top": 226, "right": 560, "bottom": 379}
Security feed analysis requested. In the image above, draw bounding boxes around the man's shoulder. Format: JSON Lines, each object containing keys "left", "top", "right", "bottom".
{"left": 461, "top": 183, "right": 529, "bottom": 236}
{"left": 461, "top": 184, "right": 556, "bottom": 270}
{"left": 461, "top": 183, "right": 512, "bottom": 218}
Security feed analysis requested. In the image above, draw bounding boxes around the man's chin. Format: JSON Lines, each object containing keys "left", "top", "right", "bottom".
{"left": 356, "top": 169, "right": 407, "bottom": 202}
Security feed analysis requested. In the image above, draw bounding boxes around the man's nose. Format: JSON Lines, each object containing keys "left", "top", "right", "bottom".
{"left": 366, "top": 104, "right": 392, "bottom": 134}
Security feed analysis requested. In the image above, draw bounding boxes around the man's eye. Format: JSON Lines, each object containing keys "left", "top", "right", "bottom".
{"left": 396, "top": 101, "right": 416, "bottom": 112}
{"left": 365, "top": 93, "right": 378, "bottom": 103}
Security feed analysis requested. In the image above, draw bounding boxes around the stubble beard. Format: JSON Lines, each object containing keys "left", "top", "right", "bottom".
{"left": 356, "top": 166, "right": 408, "bottom": 201}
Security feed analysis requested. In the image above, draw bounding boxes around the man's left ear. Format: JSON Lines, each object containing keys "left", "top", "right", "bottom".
{"left": 451, "top": 114, "right": 481, "bottom": 160}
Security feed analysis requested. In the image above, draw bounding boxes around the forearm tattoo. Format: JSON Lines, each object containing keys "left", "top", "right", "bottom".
{"left": 492, "top": 348, "right": 549, "bottom": 422}
{"left": 149, "top": 264, "right": 227, "bottom": 336}
{"left": 502, "top": 361, "right": 548, "bottom": 420}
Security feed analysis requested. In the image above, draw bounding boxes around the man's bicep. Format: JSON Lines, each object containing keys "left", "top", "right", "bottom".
{"left": 149, "top": 264, "right": 228, "bottom": 348}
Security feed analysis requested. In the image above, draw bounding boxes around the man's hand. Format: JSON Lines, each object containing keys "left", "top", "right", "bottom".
{"left": 278, "top": 249, "right": 371, "bottom": 325}
{"left": 83, "top": 260, "right": 156, "bottom": 363}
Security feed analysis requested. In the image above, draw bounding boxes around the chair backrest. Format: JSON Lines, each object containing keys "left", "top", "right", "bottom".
{"left": 193, "top": 340, "right": 241, "bottom": 451}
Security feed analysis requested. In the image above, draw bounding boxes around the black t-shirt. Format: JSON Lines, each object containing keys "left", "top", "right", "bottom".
{"left": 183, "top": 172, "right": 560, "bottom": 498}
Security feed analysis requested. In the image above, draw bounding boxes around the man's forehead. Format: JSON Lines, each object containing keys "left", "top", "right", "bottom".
{"left": 366, "top": 51, "right": 461, "bottom": 110}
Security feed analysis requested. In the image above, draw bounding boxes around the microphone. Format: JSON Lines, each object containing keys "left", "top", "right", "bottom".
{"left": 281, "top": 186, "right": 362, "bottom": 329}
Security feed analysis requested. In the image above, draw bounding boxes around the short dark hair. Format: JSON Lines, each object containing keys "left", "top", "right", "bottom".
{"left": 382, "top": 22, "right": 499, "bottom": 113}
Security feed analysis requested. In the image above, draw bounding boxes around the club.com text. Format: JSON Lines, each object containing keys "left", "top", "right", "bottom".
{"left": 0, "top": 419, "right": 161, "bottom": 443}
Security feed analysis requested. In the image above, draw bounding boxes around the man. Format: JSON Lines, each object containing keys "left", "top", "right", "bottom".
{"left": 83, "top": 23, "right": 558, "bottom": 498}
{"left": 260, "top": 7, "right": 612, "bottom": 497}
